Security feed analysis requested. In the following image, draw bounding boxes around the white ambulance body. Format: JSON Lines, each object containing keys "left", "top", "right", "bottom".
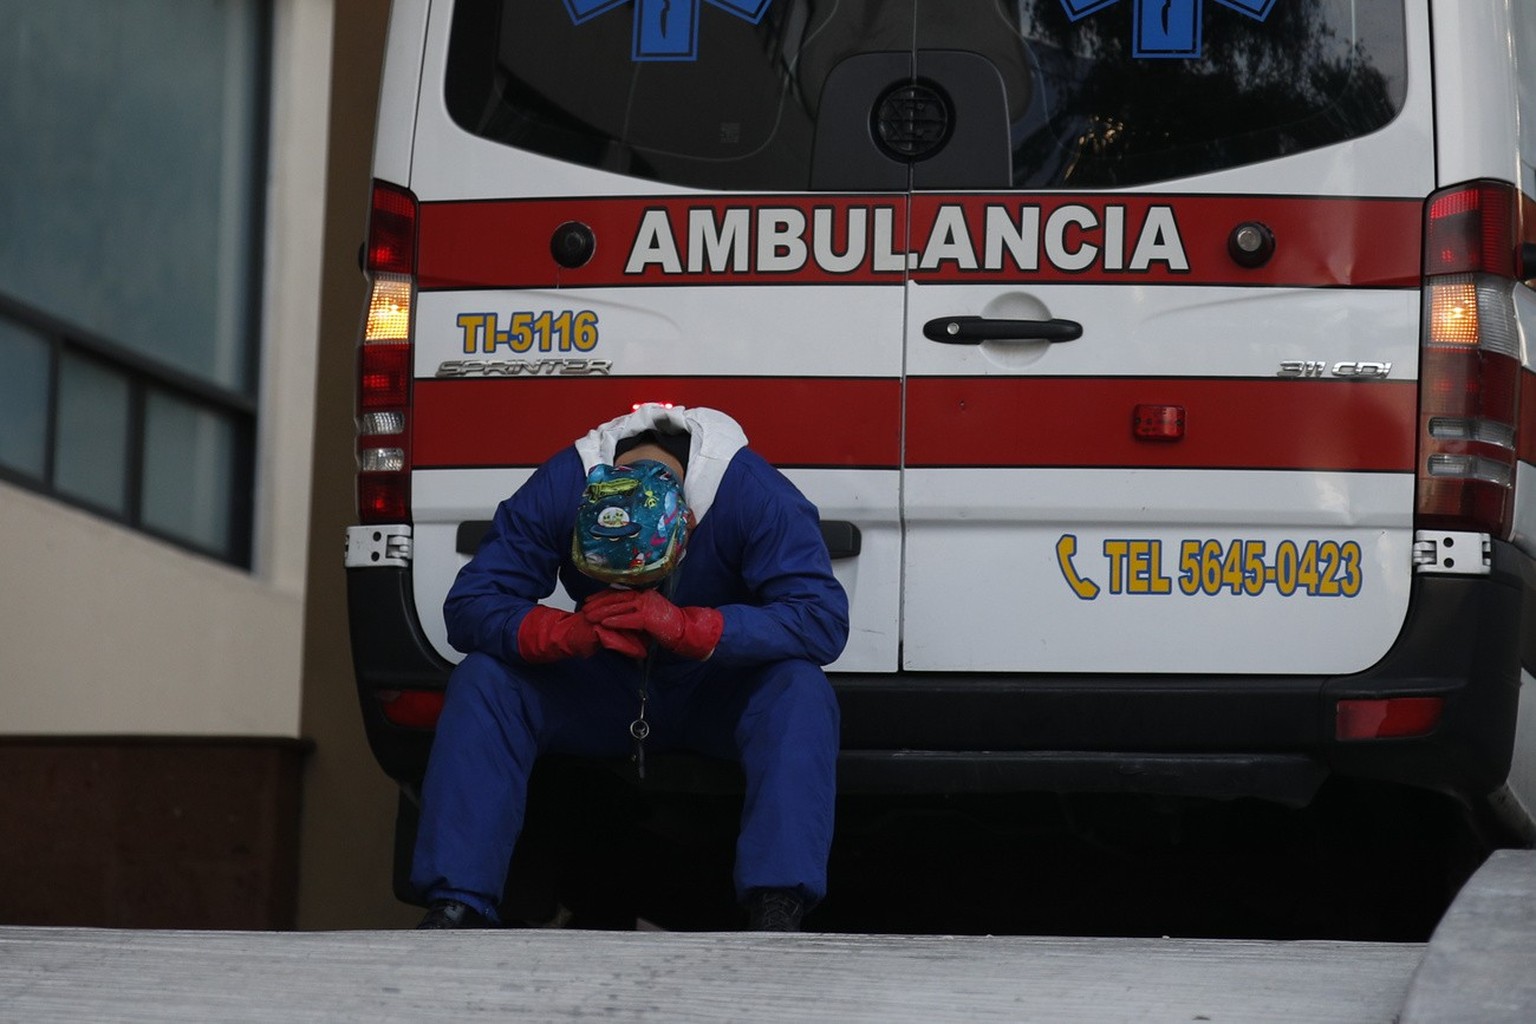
{"left": 347, "top": 0, "right": 1536, "bottom": 851}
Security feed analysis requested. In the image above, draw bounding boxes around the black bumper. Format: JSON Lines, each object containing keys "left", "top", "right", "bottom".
{"left": 347, "top": 541, "right": 1530, "bottom": 805}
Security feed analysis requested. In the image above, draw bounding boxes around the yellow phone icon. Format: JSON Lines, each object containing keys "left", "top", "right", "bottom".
{"left": 1056, "top": 534, "right": 1100, "bottom": 600}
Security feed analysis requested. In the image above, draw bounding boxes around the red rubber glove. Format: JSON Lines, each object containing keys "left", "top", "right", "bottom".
{"left": 517, "top": 606, "right": 599, "bottom": 662}
{"left": 518, "top": 605, "right": 648, "bottom": 662}
{"left": 584, "top": 588, "right": 724, "bottom": 660}
{"left": 592, "top": 622, "right": 648, "bottom": 659}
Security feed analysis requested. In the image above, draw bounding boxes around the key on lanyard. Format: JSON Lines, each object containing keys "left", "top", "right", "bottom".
{"left": 629, "top": 688, "right": 650, "bottom": 780}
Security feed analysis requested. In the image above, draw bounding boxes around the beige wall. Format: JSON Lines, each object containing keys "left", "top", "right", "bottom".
{"left": 0, "top": 485, "right": 306, "bottom": 736}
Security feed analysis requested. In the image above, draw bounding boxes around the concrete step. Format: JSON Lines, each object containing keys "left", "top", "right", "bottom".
{"left": 0, "top": 928, "right": 1423, "bottom": 1022}
{"left": 1, "top": 849, "right": 1529, "bottom": 1023}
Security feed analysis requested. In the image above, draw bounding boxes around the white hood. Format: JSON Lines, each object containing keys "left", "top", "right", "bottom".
{"left": 573, "top": 404, "right": 749, "bottom": 523}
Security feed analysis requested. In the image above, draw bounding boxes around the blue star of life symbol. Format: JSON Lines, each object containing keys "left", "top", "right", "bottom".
{"left": 563, "top": 0, "right": 773, "bottom": 62}
{"left": 1061, "top": 0, "right": 1276, "bottom": 59}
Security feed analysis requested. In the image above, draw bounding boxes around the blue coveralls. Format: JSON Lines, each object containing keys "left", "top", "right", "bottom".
{"left": 410, "top": 445, "right": 850, "bottom": 920}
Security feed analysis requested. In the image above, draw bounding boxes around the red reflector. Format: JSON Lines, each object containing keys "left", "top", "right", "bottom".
{"left": 1132, "top": 404, "right": 1185, "bottom": 441}
{"left": 367, "top": 181, "right": 418, "bottom": 276}
{"left": 377, "top": 689, "right": 444, "bottom": 729}
{"left": 1419, "top": 347, "right": 1519, "bottom": 419}
{"left": 1425, "top": 181, "right": 1516, "bottom": 277}
{"left": 1415, "top": 477, "right": 1512, "bottom": 536}
{"left": 359, "top": 343, "right": 411, "bottom": 410}
{"left": 358, "top": 472, "right": 410, "bottom": 524}
{"left": 1415, "top": 346, "right": 1518, "bottom": 536}
{"left": 1335, "top": 697, "right": 1444, "bottom": 740}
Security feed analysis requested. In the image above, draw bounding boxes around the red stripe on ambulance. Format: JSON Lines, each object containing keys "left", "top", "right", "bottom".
{"left": 906, "top": 377, "right": 1418, "bottom": 471}
{"left": 416, "top": 194, "right": 1422, "bottom": 291}
{"left": 414, "top": 376, "right": 1417, "bottom": 472}
{"left": 413, "top": 377, "right": 903, "bottom": 468}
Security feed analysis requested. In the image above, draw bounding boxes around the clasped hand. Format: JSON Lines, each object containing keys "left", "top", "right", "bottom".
{"left": 583, "top": 588, "right": 723, "bottom": 661}
{"left": 517, "top": 590, "right": 723, "bottom": 662}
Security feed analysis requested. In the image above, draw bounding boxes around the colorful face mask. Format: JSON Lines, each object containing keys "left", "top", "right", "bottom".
{"left": 571, "top": 460, "right": 691, "bottom": 586}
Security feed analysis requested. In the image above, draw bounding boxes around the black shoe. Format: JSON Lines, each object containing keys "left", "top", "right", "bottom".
{"left": 746, "top": 888, "right": 805, "bottom": 932}
{"left": 415, "top": 899, "right": 493, "bottom": 930}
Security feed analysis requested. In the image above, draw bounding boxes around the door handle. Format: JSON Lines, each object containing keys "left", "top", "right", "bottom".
{"left": 923, "top": 316, "right": 1083, "bottom": 344}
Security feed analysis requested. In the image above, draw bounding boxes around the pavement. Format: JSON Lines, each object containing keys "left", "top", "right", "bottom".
{"left": 1, "top": 849, "right": 1530, "bottom": 1024}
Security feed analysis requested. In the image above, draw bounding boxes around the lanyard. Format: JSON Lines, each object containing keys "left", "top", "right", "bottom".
{"left": 628, "top": 572, "right": 680, "bottom": 780}
{"left": 629, "top": 654, "right": 652, "bottom": 780}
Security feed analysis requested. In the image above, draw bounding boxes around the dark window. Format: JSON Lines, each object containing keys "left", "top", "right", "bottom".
{"left": 0, "top": 292, "right": 257, "bottom": 567}
{"left": 1003, "top": 0, "right": 1408, "bottom": 188}
{"left": 446, "top": 0, "right": 1406, "bottom": 191}
{"left": 0, "top": 0, "right": 267, "bottom": 566}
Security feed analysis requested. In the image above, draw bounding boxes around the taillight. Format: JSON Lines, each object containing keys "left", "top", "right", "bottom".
{"left": 358, "top": 180, "right": 418, "bottom": 524}
{"left": 1416, "top": 181, "right": 1523, "bottom": 538}
{"left": 376, "top": 689, "right": 445, "bottom": 729}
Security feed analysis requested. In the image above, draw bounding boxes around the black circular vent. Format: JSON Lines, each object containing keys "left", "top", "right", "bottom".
{"left": 550, "top": 221, "right": 596, "bottom": 269}
{"left": 873, "top": 82, "right": 951, "bottom": 160}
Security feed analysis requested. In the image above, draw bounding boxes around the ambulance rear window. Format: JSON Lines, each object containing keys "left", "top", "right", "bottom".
{"left": 444, "top": 0, "right": 1406, "bottom": 192}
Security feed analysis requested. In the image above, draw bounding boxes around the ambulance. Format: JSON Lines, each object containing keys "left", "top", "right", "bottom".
{"left": 346, "top": 0, "right": 1536, "bottom": 882}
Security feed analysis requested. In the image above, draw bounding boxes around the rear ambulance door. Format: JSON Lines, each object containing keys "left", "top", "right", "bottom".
{"left": 897, "top": 1, "right": 1432, "bottom": 673}
{"left": 401, "top": 0, "right": 917, "bottom": 671}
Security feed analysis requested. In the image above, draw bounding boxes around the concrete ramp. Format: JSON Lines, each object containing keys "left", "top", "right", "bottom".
{"left": 0, "top": 928, "right": 1423, "bottom": 1023}
{"left": 1, "top": 850, "right": 1530, "bottom": 1023}
{"left": 1400, "top": 848, "right": 1536, "bottom": 1024}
